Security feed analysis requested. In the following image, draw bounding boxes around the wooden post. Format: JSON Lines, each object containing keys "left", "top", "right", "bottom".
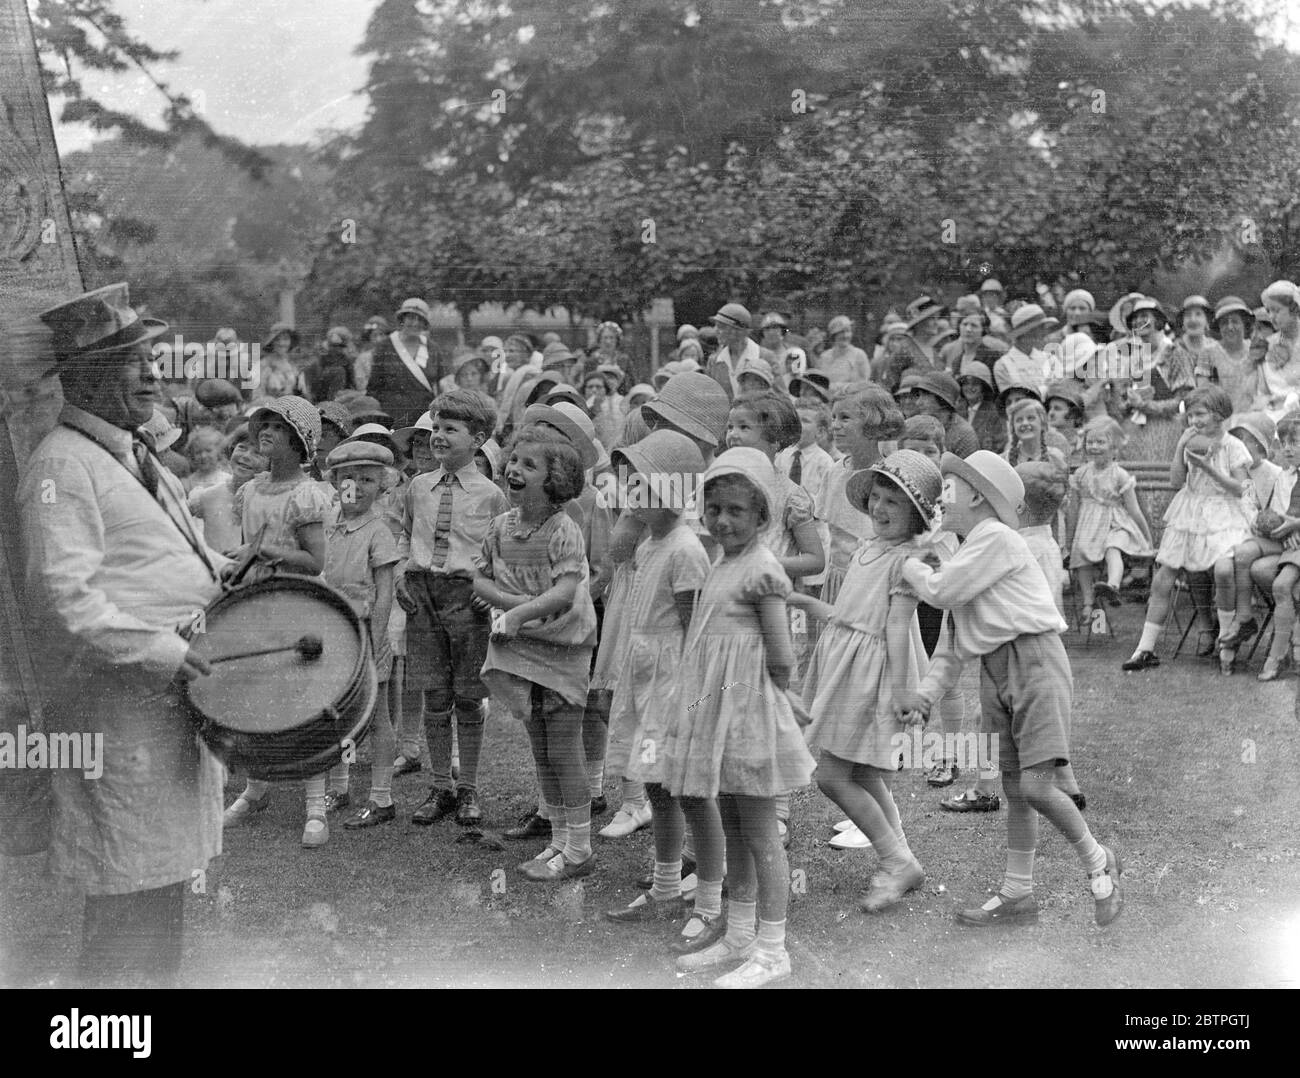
{"left": 0, "top": 0, "right": 84, "bottom": 851}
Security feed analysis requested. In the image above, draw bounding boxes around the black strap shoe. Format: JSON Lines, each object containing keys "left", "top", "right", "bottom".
{"left": 343, "top": 801, "right": 396, "bottom": 829}
{"left": 1121, "top": 650, "right": 1160, "bottom": 671}
{"left": 411, "top": 789, "right": 457, "bottom": 826}
{"left": 455, "top": 788, "right": 483, "bottom": 826}
{"left": 504, "top": 809, "right": 551, "bottom": 840}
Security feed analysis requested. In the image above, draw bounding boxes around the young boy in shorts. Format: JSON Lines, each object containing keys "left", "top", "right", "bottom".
{"left": 896, "top": 450, "right": 1123, "bottom": 927}
{"left": 397, "top": 389, "right": 509, "bottom": 826}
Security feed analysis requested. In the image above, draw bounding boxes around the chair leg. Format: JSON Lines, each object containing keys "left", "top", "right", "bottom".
{"left": 1247, "top": 602, "right": 1275, "bottom": 665}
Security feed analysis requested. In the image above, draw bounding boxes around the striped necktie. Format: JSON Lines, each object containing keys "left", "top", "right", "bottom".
{"left": 1288, "top": 470, "right": 1300, "bottom": 517}
{"left": 789, "top": 449, "right": 802, "bottom": 485}
{"left": 131, "top": 435, "right": 161, "bottom": 499}
{"left": 431, "top": 473, "right": 454, "bottom": 568}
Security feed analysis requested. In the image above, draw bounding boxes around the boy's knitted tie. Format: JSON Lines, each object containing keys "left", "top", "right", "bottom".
{"left": 431, "top": 473, "right": 454, "bottom": 568}
{"left": 789, "top": 449, "right": 802, "bottom": 485}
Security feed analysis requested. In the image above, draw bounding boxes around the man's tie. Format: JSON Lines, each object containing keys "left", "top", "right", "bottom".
{"left": 431, "top": 473, "right": 454, "bottom": 568}
{"left": 1288, "top": 469, "right": 1300, "bottom": 517}
{"left": 131, "top": 435, "right": 161, "bottom": 499}
{"left": 789, "top": 449, "right": 802, "bottom": 485}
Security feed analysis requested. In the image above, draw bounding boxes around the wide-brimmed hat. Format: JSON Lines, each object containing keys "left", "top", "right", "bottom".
{"left": 940, "top": 450, "right": 1024, "bottom": 529}
{"left": 349, "top": 422, "right": 400, "bottom": 459}
{"left": 347, "top": 395, "right": 394, "bottom": 426}
{"left": 595, "top": 363, "right": 626, "bottom": 391}
{"left": 1055, "top": 332, "right": 1099, "bottom": 380}
{"left": 1062, "top": 289, "right": 1096, "bottom": 313}
{"left": 524, "top": 370, "right": 564, "bottom": 407}
{"left": 711, "top": 303, "right": 752, "bottom": 330}
{"left": 702, "top": 447, "right": 776, "bottom": 524}
{"left": 249, "top": 395, "right": 321, "bottom": 461}
{"left": 1261, "top": 280, "right": 1300, "bottom": 309}
{"left": 846, "top": 449, "right": 943, "bottom": 522}
{"left": 394, "top": 297, "right": 431, "bottom": 327}
{"left": 675, "top": 340, "right": 704, "bottom": 366}
{"left": 325, "top": 439, "right": 395, "bottom": 473}
{"left": 761, "top": 312, "right": 789, "bottom": 330}
{"left": 736, "top": 363, "right": 775, "bottom": 388}
{"left": 1227, "top": 411, "right": 1276, "bottom": 454}
{"left": 1009, "top": 303, "right": 1058, "bottom": 339}
{"left": 642, "top": 371, "right": 731, "bottom": 448}
{"left": 827, "top": 314, "right": 853, "bottom": 337}
{"left": 930, "top": 325, "right": 958, "bottom": 349}
{"left": 260, "top": 320, "right": 300, "bottom": 352}
{"left": 540, "top": 342, "right": 577, "bottom": 369}
{"left": 38, "top": 282, "right": 169, "bottom": 364}
{"left": 905, "top": 294, "right": 944, "bottom": 330}
{"left": 610, "top": 429, "right": 705, "bottom": 511}
{"left": 141, "top": 407, "right": 183, "bottom": 452}
{"left": 879, "top": 316, "right": 909, "bottom": 338}
{"left": 317, "top": 401, "right": 354, "bottom": 440}
{"left": 997, "top": 378, "right": 1043, "bottom": 405}
{"left": 196, "top": 379, "right": 242, "bottom": 408}
{"left": 979, "top": 279, "right": 1005, "bottom": 295}
{"left": 392, "top": 411, "right": 435, "bottom": 455}
{"left": 522, "top": 403, "right": 600, "bottom": 471}
{"left": 788, "top": 370, "right": 832, "bottom": 403}
{"left": 957, "top": 360, "right": 996, "bottom": 394}
{"left": 545, "top": 385, "right": 589, "bottom": 413}
{"left": 1212, "top": 296, "right": 1254, "bottom": 333}
{"left": 1175, "top": 294, "right": 1214, "bottom": 330}
{"left": 1107, "top": 292, "right": 1146, "bottom": 335}
{"left": 652, "top": 361, "right": 682, "bottom": 389}
{"left": 452, "top": 349, "right": 490, "bottom": 375}
{"left": 1125, "top": 297, "right": 1168, "bottom": 330}
{"left": 1254, "top": 306, "right": 1274, "bottom": 331}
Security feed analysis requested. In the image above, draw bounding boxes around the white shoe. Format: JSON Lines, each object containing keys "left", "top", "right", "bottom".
{"left": 832, "top": 818, "right": 855, "bottom": 832}
{"left": 714, "top": 947, "right": 792, "bottom": 989}
{"left": 829, "top": 824, "right": 872, "bottom": 849}
{"left": 222, "top": 793, "right": 270, "bottom": 828}
{"left": 302, "top": 816, "right": 328, "bottom": 848}
{"left": 676, "top": 934, "right": 756, "bottom": 973}
{"left": 679, "top": 872, "right": 698, "bottom": 899}
{"left": 599, "top": 802, "right": 653, "bottom": 838}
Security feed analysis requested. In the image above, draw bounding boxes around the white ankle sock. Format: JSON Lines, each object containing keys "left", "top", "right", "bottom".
{"left": 1217, "top": 609, "right": 1234, "bottom": 637}
{"left": 1136, "top": 621, "right": 1162, "bottom": 654}
{"left": 724, "top": 900, "right": 757, "bottom": 947}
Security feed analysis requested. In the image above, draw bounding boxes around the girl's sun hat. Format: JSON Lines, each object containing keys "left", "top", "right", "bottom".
{"left": 912, "top": 369, "right": 962, "bottom": 412}
{"left": 1261, "top": 280, "right": 1300, "bottom": 309}
{"left": 394, "top": 297, "right": 432, "bottom": 327}
{"left": 1056, "top": 331, "right": 1098, "bottom": 380}
{"left": 610, "top": 429, "right": 706, "bottom": 513}
{"left": 1212, "top": 296, "right": 1254, "bottom": 334}
{"left": 788, "top": 370, "right": 832, "bottom": 402}
{"left": 1125, "top": 296, "right": 1168, "bottom": 330}
{"left": 348, "top": 422, "right": 400, "bottom": 459}
{"left": 1044, "top": 381, "right": 1086, "bottom": 415}
{"left": 736, "top": 364, "right": 775, "bottom": 389}
{"left": 392, "top": 411, "right": 435, "bottom": 455}
{"left": 521, "top": 403, "right": 600, "bottom": 471}
{"left": 939, "top": 450, "right": 1025, "bottom": 529}
{"left": 524, "top": 370, "right": 564, "bottom": 407}
{"left": 626, "top": 383, "right": 655, "bottom": 409}
{"left": 1175, "top": 294, "right": 1214, "bottom": 331}
{"left": 1108, "top": 292, "right": 1146, "bottom": 335}
{"left": 1227, "top": 411, "right": 1276, "bottom": 455}
{"left": 249, "top": 395, "right": 321, "bottom": 461}
{"left": 618, "top": 405, "right": 651, "bottom": 448}
{"left": 701, "top": 446, "right": 776, "bottom": 523}
{"left": 957, "top": 360, "right": 996, "bottom": 394}
{"left": 846, "top": 449, "right": 943, "bottom": 522}
{"left": 545, "top": 385, "right": 590, "bottom": 414}
{"left": 642, "top": 371, "right": 731, "bottom": 448}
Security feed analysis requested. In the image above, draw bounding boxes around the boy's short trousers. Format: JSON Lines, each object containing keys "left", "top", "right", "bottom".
{"left": 404, "top": 572, "right": 489, "bottom": 698}
{"left": 979, "top": 631, "right": 1072, "bottom": 772}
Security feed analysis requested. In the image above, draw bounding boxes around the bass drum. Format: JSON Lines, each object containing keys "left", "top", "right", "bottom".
{"left": 181, "top": 575, "right": 377, "bottom": 781}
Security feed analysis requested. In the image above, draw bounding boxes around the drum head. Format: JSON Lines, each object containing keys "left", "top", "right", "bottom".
{"left": 187, "top": 580, "right": 362, "bottom": 733}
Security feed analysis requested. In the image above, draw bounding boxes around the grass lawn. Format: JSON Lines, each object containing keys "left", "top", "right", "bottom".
{"left": 4, "top": 609, "right": 1299, "bottom": 990}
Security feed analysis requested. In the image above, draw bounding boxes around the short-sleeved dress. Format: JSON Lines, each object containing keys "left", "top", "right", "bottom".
{"left": 235, "top": 470, "right": 333, "bottom": 570}
{"left": 820, "top": 459, "right": 875, "bottom": 604}
{"left": 1157, "top": 434, "right": 1253, "bottom": 571}
{"left": 665, "top": 543, "right": 816, "bottom": 799}
{"left": 478, "top": 508, "right": 598, "bottom": 713}
{"left": 1069, "top": 461, "right": 1153, "bottom": 567}
{"left": 606, "top": 525, "right": 711, "bottom": 783}
{"left": 802, "top": 540, "right": 924, "bottom": 768}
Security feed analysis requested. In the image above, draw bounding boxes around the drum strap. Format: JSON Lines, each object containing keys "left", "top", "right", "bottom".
{"left": 66, "top": 424, "right": 221, "bottom": 584}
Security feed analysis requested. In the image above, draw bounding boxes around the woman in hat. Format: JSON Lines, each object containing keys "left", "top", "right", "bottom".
{"left": 584, "top": 366, "right": 627, "bottom": 453}
{"left": 1199, "top": 297, "right": 1255, "bottom": 410}
{"left": 592, "top": 320, "right": 631, "bottom": 369}
{"left": 1166, "top": 295, "right": 1227, "bottom": 408}
{"left": 258, "top": 322, "right": 307, "bottom": 401}
{"left": 1118, "top": 298, "right": 1189, "bottom": 461}
{"left": 367, "top": 298, "right": 439, "bottom": 429}
{"left": 354, "top": 316, "right": 390, "bottom": 393}
{"left": 304, "top": 326, "right": 358, "bottom": 404}
{"left": 876, "top": 330, "right": 931, "bottom": 395}
{"left": 816, "top": 315, "right": 872, "bottom": 385}
{"left": 942, "top": 309, "right": 998, "bottom": 376}
{"left": 1247, "top": 280, "right": 1300, "bottom": 420}
{"left": 957, "top": 361, "right": 1007, "bottom": 454}
{"left": 1060, "top": 289, "right": 1098, "bottom": 340}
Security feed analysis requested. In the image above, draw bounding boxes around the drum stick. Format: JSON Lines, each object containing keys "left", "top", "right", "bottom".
{"left": 210, "top": 634, "right": 324, "bottom": 664}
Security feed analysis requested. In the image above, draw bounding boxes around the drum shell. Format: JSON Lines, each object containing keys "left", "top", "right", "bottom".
{"left": 181, "top": 576, "right": 378, "bottom": 782}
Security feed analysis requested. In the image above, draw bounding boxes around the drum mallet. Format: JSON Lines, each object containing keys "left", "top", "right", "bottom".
{"left": 210, "top": 634, "right": 324, "bottom": 665}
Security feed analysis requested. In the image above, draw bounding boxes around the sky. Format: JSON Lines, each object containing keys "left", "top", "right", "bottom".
{"left": 47, "top": 0, "right": 1300, "bottom": 156}
{"left": 51, "top": 0, "right": 378, "bottom": 153}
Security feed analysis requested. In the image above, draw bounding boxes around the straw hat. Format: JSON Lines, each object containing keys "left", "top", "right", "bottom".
{"left": 595, "top": 363, "right": 626, "bottom": 391}
{"left": 1175, "top": 294, "right": 1214, "bottom": 331}
{"left": 761, "top": 312, "right": 789, "bottom": 330}
{"left": 912, "top": 369, "right": 962, "bottom": 412}
{"left": 347, "top": 395, "right": 394, "bottom": 427}
{"left": 545, "top": 385, "right": 589, "bottom": 413}
{"left": 610, "top": 430, "right": 705, "bottom": 512}
{"left": 940, "top": 450, "right": 1024, "bottom": 529}
{"left": 827, "top": 315, "right": 853, "bottom": 337}
{"left": 626, "top": 383, "right": 655, "bottom": 408}
{"left": 677, "top": 324, "right": 699, "bottom": 342}
{"left": 957, "top": 360, "right": 995, "bottom": 394}
{"left": 249, "top": 395, "right": 321, "bottom": 461}
{"left": 905, "top": 295, "right": 944, "bottom": 331}
{"left": 702, "top": 447, "right": 776, "bottom": 523}
{"left": 1009, "top": 303, "right": 1058, "bottom": 340}
{"left": 736, "top": 364, "right": 775, "bottom": 389}
{"left": 1125, "top": 297, "right": 1168, "bottom": 330}
{"left": 317, "top": 401, "right": 354, "bottom": 440}
{"left": 711, "top": 303, "right": 753, "bottom": 330}
{"left": 1107, "top": 292, "right": 1146, "bottom": 335}
{"left": 1227, "top": 411, "right": 1276, "bottom": 455}
{"left": 453, "top": 350, "right": 491, "bottom": 375}
{"left": 642, "top": 371, "right": 731, "bottom": 447}
{"left": 1261, "top": 280, "right": 1300, "bottom": 308}
{"left": 349, "top": 422, "right": 400, "bottom": 458}
{"left": 522, "top": 403, "right": 600, "bottom": 471}
{"left": 846, "top": 449, "right": 943, "bottom": 522}
{"left": 541, "top": 341, "right": 576, "bottom": 370}
{"left": 788, "top": 370, "right": 832, "bottom": 403}
{"left": 1056, "top": 332, "right": 1098, "bottom": 380}
{"left": 1044, "top": 381, "right": 1086, "bottom": 414}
